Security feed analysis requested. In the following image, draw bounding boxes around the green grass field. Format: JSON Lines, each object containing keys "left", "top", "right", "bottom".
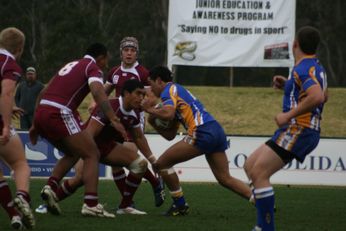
{"left": 71, "top": 87, "right": 346, "bottom": 138}
{"left": 5, "top": 87, "right": 345, "bottom": 230}
{"left": 1, "top": 179, "right": 345, "bottom": 231}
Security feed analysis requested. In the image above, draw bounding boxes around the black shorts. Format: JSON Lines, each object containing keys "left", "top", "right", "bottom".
{"left": 265, "top": 140, "right": 296, "bottom": 164}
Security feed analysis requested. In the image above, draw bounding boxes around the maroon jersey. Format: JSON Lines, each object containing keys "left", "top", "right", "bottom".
{"left": 0, "top": 49, "right": 22, "bottom": 92}
{"left": 92, "top": 97, "right": 141, "bottom": 137}
{"left": 90, "top": 97, "right": 141, "bottom": 157}
{"left": 106, "top": 62, "right": 149, "bottom": 97}
{"left": 0, "top": 49, "right": 22, "bottom": 126}
{"left": 41, "top": 55, "right": 103, "bottom": 111}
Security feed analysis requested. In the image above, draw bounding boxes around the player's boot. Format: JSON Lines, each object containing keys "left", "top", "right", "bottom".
{"left": 164, "top": 202, "right": 189, "bottom": 216}
{"left": 116, "top": 207, "right": 147, "bottom": 215}
{"left": 153, "top": 176, "right": 165, "bottom": 207}
{"left": 13, "top": 195, "right": 35, "bottom": 229}
{"left": 35, "top": 204, "right": 48, "bottom": 214}
{"left": 10, "top": 215, "right": 23, "bottom": 230}
{"left": 40, "top": 185, "right": 61, "bottom": 215}
{"left": 251, "top": 226, "right": 262, "bottom": 231}
{"left": 81, "top": 203, "right": 115, "bottom": 218}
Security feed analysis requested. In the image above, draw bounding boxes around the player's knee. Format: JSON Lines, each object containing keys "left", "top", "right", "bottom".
{"left": 159, "top": 167, "right": 175, "bottom": 176}
{"left": 153, "top": 159, "right": 174, "bottom": 175}
{"left": 249, "top": 167, "right": 267, "bottom": 184}
{"left": 128, "top": 156, "right": 148, "bottom": 174}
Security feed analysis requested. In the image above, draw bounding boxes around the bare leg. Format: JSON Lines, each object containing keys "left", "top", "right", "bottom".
{"left": 0, "top": 134, "right": 30, "bottom": 192}
{"left": 244, "top": 144, "right": 284, "bottom": 231}
{"left": 59, "top": 130, "right": 100, "bottom": 197}
{"left": 206, "top": 151, "right": 252, "bottom": 200}
{"left": 154, "top": 140, "right": 201, "bottom": 216}
{"left": 0, "top": 134, "right": 35, "bottom": 229}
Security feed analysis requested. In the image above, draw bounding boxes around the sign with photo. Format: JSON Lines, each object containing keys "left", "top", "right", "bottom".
{"left": 168, "top": 0, "right": 296, "bottom": 67}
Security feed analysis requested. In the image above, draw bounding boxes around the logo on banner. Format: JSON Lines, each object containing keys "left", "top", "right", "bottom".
{"left": 173, "top": 41, "right": 197, "bottom": 61}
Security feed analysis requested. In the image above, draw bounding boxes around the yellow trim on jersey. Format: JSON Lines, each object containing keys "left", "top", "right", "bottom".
{"left": 276, "top": 125, "right": 304, "bottom": 151}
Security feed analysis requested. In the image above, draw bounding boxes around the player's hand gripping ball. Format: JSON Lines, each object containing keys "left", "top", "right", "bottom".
{"left": 154, "top": 103, "right": 175, "bottom": 129}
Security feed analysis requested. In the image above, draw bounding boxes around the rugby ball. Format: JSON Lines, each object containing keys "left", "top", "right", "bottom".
{"left": 153, "top": 102, "right": 177, "bottom": 129}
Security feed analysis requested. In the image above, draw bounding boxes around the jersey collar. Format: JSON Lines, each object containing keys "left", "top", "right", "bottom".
{"left": 83, "top": 55, "right": 96, "bottom": 63}
{"left": 295, "top": 55, "right": 316, "bottom": 66}
{"left": 119, "top": 96, "right": 137, "bottom": 117}
{"left": 0, "top": 48, "right": 15, "bottom": 60}
{"left": 120, "top": 61, "right": 139, "bottom": 76}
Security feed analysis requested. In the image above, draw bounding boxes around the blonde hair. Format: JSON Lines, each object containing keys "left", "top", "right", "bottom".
{"left": 0, "top": 27, "right": 25, "bottom": 55}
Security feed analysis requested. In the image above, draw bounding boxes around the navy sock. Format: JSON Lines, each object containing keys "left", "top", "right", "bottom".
{"left": 254, "top": 187, "right": 275, "bottom": 231}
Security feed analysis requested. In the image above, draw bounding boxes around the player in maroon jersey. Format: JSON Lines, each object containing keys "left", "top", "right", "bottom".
{"left": 89, "top": 37, "right": 165, "bottom": 207}
{"left": 104, "top": 37, "right": 150, "bottom": 98}
{"left": 29, "top": 43, "right": 126, "bottom": 218}
{"left": 45, "top": 79, "right": 156, "bottom": 215}
{"left": 0, "top": 27, "right": 35, "bottom": 229}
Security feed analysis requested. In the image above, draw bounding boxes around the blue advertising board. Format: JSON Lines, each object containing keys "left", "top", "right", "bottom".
{"left": 0, "top": 131, "right": 106, "bottom": 177}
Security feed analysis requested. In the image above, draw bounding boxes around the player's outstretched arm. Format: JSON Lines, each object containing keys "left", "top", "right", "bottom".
{"left": 88, "top": 83, "right": 114, "bottom": 114}
{"left": 131, "top": 127, "right": 157, "bottom": 163}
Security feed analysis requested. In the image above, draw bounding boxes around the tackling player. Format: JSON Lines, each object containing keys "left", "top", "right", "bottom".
{"left": 43, "top": 79, "right": 154, "bottom": 215}
{"left": 89, "top": 36, "right": 164, "bottom": 207}
{"left": 29, "top": 43, "right": 126, "bottom": 218}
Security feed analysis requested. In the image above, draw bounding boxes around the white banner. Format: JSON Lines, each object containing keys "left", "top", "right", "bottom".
{"left": 138, "top": 134, "right": 346, "bottom": 186}
{"left": 167, "top": 0, "right": 296, "bottom": 67}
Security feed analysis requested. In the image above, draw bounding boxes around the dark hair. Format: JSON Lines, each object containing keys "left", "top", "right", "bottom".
{"left": 296, "top": 26, "right": 321, "bottom": 55}
{"left": 121, "top": 79, "right": 144, "bottom": 96}
{"left": 149, "top": 66, "right": 173, "bottom": 82}
{"left": 85, "top": 43, "right": 108, "bottom": 58}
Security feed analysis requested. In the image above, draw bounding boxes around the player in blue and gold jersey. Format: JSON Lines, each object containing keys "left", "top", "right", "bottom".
{"left": 244, "top": 26, "right": 328, "bottom": 231}
{"left": 142, "top": 66, "right": 252, "bottom": 216}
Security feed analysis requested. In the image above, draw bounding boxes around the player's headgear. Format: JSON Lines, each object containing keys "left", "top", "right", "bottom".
{"left": 120, "top": 37, "right": 139, "bottom": 52}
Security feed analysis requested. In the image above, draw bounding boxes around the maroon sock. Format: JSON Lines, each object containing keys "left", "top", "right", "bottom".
{"left": 47, "top": 176, "right": 60, "bottom": 192}
{"left": 119, "top": 172, "right": 142, "bottom": 208}
{"left": 0, "top": 180, "right": 19, "bottom": 218}
{"left": 84, "top": 192, "right": 98, "bottom": 207}
{"left": 56, "top": 180, "right": 78, "bottom": 201}
{"left": 16, "top": 190, "right": 31, "bottom": 203}
{"left": 143, "top": 169, "right": 159, "bottom": 189}
{"left": 113, "top": 169, "right": 126, "bottom": 196}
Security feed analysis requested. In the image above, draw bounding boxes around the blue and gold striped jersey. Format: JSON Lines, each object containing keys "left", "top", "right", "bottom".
{"left": 161, "top": 82, "right": 215, "bottom": 136}
{"left": 283, "top": 56, "right": 327, "bottom": 131}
